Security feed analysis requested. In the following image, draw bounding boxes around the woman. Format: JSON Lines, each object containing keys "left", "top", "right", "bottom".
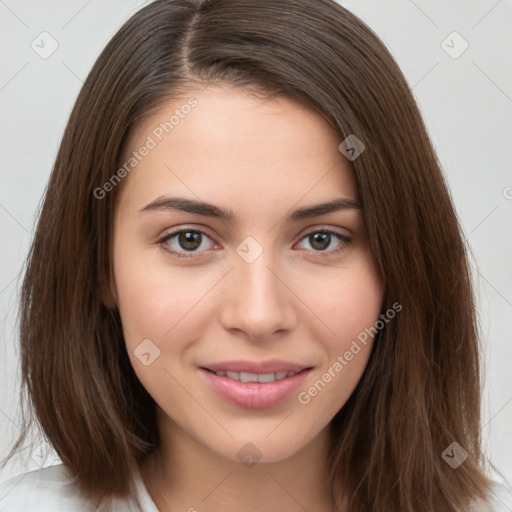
{"left": 1, "top": 0, "right": 511, "bottom": 510}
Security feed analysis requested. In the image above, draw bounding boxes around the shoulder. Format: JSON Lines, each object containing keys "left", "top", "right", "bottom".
{"left": 0, "top": 464, "right": 96, "bottom": 511}
{"left": 0, "top": 463, "right": 159, "bottom": 512}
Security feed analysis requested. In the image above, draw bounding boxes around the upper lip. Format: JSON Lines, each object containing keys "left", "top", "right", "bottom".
{"left": 201, "top": 359, "right": 312, "bottom": 374}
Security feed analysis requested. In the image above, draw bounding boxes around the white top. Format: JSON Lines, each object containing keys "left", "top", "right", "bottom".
{"left": 0, "top": 464, "right": 158, "bottom": 512}
{"left": 1, "top": 463, "right": 512, "bottom": 511}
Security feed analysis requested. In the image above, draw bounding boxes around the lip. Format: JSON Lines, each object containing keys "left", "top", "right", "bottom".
{"left": 199, "top": 362, "right": 313, "bottom": 409}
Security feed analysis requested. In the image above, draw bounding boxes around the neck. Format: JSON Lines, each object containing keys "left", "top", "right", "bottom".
{"left": 140, "top": 413, "right": 336, "bottom": 512}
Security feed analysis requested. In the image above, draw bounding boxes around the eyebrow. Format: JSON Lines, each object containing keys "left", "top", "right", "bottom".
{"left": 139, "top": 195, "right": 362, "bottom": 222}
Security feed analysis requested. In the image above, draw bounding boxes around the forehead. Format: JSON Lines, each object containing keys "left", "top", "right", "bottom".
{"left": 117, "top": 86, "right": 359, "bottom": 213}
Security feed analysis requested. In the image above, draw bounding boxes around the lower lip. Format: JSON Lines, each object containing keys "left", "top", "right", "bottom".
{"left": 200, "top": 368, "right": 312, "bottom": 409}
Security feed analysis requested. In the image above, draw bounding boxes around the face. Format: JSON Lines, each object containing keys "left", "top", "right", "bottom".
{"left": 111, "top": 85, "right": 384, "bottom": 464}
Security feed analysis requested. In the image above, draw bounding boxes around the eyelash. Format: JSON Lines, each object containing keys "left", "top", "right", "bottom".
{"left": 157, "top": 227, "right": 352, "bottom": 259}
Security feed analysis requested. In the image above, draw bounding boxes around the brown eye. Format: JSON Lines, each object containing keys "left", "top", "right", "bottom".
{"left": 158, "top": 229, "right": 216, "bottom": 257}
{"left": 296, "top": 229, "right": 352, "bottom": 254}
{"left": 177, "top": 231, "right": 202, "bottom": 251}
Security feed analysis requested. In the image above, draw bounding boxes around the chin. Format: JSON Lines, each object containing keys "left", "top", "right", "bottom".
{"left": 207, "top": 425, "right": 322, "bottom": 466}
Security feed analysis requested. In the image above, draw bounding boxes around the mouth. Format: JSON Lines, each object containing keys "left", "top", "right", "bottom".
{"left": 202, "top": 368, "right": 305, "bottom": 383}
{"left": 199, "top": 360, "right": 313, "bottom": 409}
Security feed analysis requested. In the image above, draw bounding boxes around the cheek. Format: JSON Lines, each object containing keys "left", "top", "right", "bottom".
{"left": 304, "top": 255, "right": 383, "bottom": 346}
{"left": 112, "top": 248, "right": 204, "bottom": 401}
{"left": 112, "top": 236, "right": 207, "bottom": 343}
{"left": 297, "top": 255, "right": 383, "bottom": 405}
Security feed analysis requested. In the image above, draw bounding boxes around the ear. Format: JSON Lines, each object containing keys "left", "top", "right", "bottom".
{"left": 100, "top": 273, "right": 118, "bottom": 310}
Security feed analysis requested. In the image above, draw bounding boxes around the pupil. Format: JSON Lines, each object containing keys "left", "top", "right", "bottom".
{"left": 311, "top": 232, "right": 330, "bottom": 251}
{"left": 179, "top": 231, "right": 201, "bottom": 251}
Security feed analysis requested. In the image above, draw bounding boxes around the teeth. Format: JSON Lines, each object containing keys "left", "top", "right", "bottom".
{"left": 240, "top": 371, "right": 258, "bottom": 383}
{"left": 258, "top": 373, "right": 276, "bottom": 383}
{"left": 214, "top": 370, "right": 297, "bottom": 382}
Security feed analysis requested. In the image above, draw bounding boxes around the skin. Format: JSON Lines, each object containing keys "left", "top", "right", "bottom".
{"left": 111, "top": 85, "right": 384, "bottom": 512}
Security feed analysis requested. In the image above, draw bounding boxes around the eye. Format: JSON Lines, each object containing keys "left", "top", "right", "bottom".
{"left": 158, "top": 228, "right": 217, "bottom": 258}
{"left": 157, "top": 227, "right": 352, "bottom": 258}
{"left": 295, "top": 229, "right": 352, "bottom": 254}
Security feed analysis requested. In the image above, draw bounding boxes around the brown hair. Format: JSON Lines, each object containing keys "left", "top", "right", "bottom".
{"left": 6, "top": 0, "right": 494, "bottom": 510}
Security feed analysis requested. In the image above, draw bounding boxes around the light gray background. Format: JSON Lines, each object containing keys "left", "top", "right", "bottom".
{"left": 1, "top": 0, "right": 511, "bottom": 485}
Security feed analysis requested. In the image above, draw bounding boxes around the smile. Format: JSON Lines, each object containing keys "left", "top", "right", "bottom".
{"left": 209, "top": 370, "right": 298, "bottom": 383}
{"left": 199, "top": 364, "right": 312, "bottom": 409}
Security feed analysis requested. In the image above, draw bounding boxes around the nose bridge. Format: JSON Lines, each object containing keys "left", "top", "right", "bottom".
{"left": 220, "top": 236, "right": 295, "bottom": 339}
{"left": 238, "top": 237, "right": 285, "bottom": 304}
{"left": 236, "top": 250, "right": 279, "bottom": 303}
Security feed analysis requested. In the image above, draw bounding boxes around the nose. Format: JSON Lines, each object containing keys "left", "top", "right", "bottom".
{"left": 219, "top": 251, "right": 297, "bottom": 342}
